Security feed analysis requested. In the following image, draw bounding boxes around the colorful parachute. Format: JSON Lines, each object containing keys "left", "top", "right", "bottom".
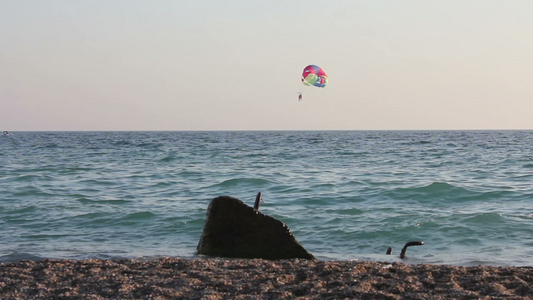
{"left": 301, "top": 65, "right": 328, "bottom": 88}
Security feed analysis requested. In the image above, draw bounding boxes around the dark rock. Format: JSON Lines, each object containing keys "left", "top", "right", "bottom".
{"left": 197, "top": 196, "right": 315, "bottom": 259}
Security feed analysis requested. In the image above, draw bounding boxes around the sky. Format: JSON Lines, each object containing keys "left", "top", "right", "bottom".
{"left": 1, "top": 0, "right": 533, "bottom": 131}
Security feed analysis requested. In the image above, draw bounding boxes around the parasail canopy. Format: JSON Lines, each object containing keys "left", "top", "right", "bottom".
{"left": 301, "top": 65, "right": 328, "bottom": 88}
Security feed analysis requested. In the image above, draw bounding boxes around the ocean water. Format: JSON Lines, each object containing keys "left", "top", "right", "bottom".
{"left": 1, "top": 131, "right": 531, "bottom": 266}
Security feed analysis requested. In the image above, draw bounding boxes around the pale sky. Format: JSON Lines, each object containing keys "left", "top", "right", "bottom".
{"left": 2, "top": 0, "right": 532, "bottom": 131}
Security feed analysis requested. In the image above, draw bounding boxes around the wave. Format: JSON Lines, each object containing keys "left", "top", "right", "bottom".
{"left": 70, "top": 212, "right": 112, "bottom": 222}
{"left": 39, "top": 143, "right": 61, "bottom": 149}
{"left": 325, "top": 207, "right": 365, "bottom": 216}
{"left": 210, "top": 178, "right": 273, "bottom": 188}
{"left": 79, "top": 179, "right": 117, "bottom": 186}
{"left": 0, "top": 252, "right": 45, "bottom": 262}
{"left": 13, "top": 188, "right": 55, "bottom": 198}
{"left": 111, "top": 140, "right": 134, "bottom": 147}
{"left": 401, "top": 140, "right": 432, "bottom": 145}
{"left": 159, "top": 156, "right": 177, "bottom": 163}
{"left": 120, "top": 211, "right": 157, "bottom": 221}
{"left": 9, "top": 174, "right": 44, "bottom": 182}
{"left": 462, "top": 212, "right": 505, "bottom": 224}
{"left": 311, "top": 183, "right": 335, "bottom": 189}
{"left": 76, "top": 198, "right": 130, "bottom": 205}
{"left": 384, "top": 181, "right": 523, "bottom": 204}
{"left": 414, "top": 182, "right": 463, "bottom": 193}
{"left": 270, "top": 185, "right": 300, "bottom": 194}
{"left": 158, "top": 151, "right": 183, "bottom": 162}
{"left": 384, "top": 182, "right": 476, "bottom": 202}
{"left": 6, "top": 205, "right": 39, "bottom": 214}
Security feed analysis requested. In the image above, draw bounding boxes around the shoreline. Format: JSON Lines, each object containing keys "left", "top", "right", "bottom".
{"left": 1, "top": 258, "right": 531, "bottom": 299}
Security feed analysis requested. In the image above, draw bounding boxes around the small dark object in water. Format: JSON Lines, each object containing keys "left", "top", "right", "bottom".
{"left": 386, "top": 241, "right": 424, "bottom": 259}
{"left": 254, "top": 192, "right": 263, "bottom": 210}
{"left": 400, "top": 241, "right": 424, "bottom": 259}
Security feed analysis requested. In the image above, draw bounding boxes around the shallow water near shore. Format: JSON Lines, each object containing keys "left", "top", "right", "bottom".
{"left": 1, "top": 131, "right": 532, "bottom": 266}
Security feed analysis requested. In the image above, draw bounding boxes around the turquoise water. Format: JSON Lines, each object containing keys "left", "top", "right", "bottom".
{"left": 1, "top": 131, "right": 532, "bottom": 266}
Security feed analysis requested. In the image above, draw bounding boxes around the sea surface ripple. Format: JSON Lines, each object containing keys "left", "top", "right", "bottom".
{"left": 1, "top": 131, "right": 532, "bottom": 266}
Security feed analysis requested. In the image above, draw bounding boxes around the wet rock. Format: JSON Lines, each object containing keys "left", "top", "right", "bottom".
{"left": 197, "top": 196, "right": 315, "bottom": 259}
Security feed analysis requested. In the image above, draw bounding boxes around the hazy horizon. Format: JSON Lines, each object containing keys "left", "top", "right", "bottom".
{"left": 2, "top": 1, "right": 532, "bottom": 131}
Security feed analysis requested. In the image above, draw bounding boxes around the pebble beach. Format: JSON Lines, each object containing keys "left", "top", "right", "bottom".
{"left": 1, "top": 258, "right": 531, "bottom": 299}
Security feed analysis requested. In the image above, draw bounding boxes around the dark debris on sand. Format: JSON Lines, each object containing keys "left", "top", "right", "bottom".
{"left": 0, "top": 258, "right": 531, "bottom": 299}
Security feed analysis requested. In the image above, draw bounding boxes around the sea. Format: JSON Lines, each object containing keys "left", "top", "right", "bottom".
{"left": 1, "top": 131, "right": 531, "bottom": 267}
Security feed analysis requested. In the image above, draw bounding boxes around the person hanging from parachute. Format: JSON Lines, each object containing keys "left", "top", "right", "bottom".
{"left": 298, "top": 65, "right": 327, "bottom": 101}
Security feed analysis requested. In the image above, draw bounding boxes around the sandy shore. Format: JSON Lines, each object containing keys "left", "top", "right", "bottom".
{"left": 0, "top": 258, "right": 531, "bottom": 299}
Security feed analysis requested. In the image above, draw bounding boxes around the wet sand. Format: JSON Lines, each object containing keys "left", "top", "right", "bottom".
{"left": 0, "top": 258, "right": 531, "bottom": 299}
